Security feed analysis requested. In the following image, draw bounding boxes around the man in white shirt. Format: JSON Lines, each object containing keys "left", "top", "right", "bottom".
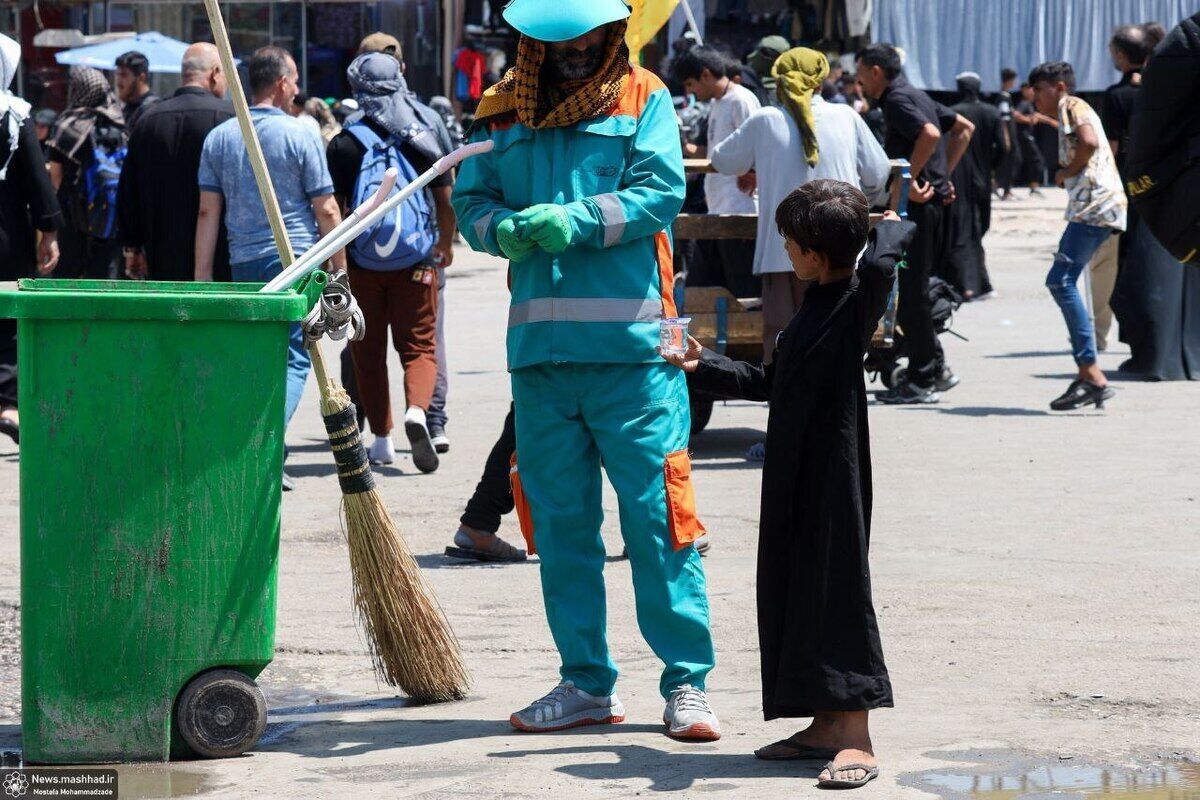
{"left": 712, "top": 47, "right": 890, "bottom": 361}
{"left": 674, "top": 46, "right": 762, "bottom": 298}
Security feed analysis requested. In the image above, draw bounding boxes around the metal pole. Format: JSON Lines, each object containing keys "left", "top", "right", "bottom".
{"left": 300, "top": 0, "right": 308, "bottom": 93}
{"left": 678, "top": 0, "right": 703, "bottom": 45}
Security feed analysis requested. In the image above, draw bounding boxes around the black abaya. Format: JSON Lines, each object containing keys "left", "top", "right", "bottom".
{"left": 1111, "top": 209, "right": 1200, "bottom": 380}
{"left": 689, "top": 220, "right": 914, "bottom": 719}
{"left": 941, "top": 98, "right": 1003, "bottom": 298}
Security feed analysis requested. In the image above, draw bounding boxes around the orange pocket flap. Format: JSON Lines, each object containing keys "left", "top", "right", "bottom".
{"left": 510, "top": 453, "right": 537, "bottom": 556}
{"left": 664, "top": 449, "right": 706, "bottom": 551}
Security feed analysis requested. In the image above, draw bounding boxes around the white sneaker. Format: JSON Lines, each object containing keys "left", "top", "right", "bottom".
{"left": 403, "top": 406, "right": 439, "bottom": 474}
{"left": 368, "top": 435, "right": 395, "bottom": 465}
{"left": 509, "top": 681, "right": 625, "bottom": 732}
{"left": 663, "top": 684, "right": 721, "bottom": 740}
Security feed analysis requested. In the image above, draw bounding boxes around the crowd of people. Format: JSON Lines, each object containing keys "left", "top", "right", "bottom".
{"left": 2, "top": 0, "right": 1199, "bottom": 793}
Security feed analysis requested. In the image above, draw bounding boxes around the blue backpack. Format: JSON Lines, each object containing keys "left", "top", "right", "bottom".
{"left": 83, "top": 125, "right": 126, "bottom": 241}
{"left": 345, "top": 122, "right": 436, "bottom": 271}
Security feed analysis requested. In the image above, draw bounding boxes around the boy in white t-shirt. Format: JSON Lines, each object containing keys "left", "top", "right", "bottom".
{"left": 673, "top": 46, "right": 761, "bottom": 298}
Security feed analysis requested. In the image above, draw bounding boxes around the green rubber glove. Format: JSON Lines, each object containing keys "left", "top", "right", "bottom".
{"left": 496, "top": 217, "right": 539, "bottom": 262}
{"left": 513, "top": 204, "right": 573, "bottom": 254}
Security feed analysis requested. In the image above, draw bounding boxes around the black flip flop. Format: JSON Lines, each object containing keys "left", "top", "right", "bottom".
{"left": 444, "top": 545, "right": 527, "bottom": 564}
{"left": 754, "top": 738, "right": 837, "bottom": 761}
{"left": 0, "top": 418, "right": 17, "bottom": 445}
{"left": 818, "top": 761, "right": 879, "bottom": 789}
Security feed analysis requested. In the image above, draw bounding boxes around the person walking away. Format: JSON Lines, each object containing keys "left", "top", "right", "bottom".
{"left": 114, "top": 51, "right": 159, "bottom": 131}
{"left": 195, "top": 46, "right": 346, "bottom": 489}
{"left": 453, "top": 0, "right": 720, "bottom": 739}
{"left": 993, "top": 68, "right": 1021, "bottom": 200}
{"left": 45, "top": 66, "right": 125, "bottom": 279}
{"left": 942, "top": 72, "right": 1004, "bottom": 300}
{"left": 1029, "top": 61, "right": 1126, "bottom": 410}
{"left": 1089, "top": 25, "right": 1150, "bottom": 352}
{"left": 710, "top": 47, "right": 889, "bottom": 363}
{"left": 673, "top": 46, "right": 762, "bottom": 300}
{"left": 856, "top": 43, "right": 974, "bottom": 404}
{"left": 1013, "top": 83, "right": 1047, "bottom": 195}
{"left": 0, "top": 32, "right": 61, "bottom": 445}
{"left": 118, "top": 43, "right": 232, "bottom": 282}
{"left": 326, "top": 51, "right": 455, "bottom": 473}
{"left": 663, "top": 183, "right": 913, "bottom": 790}
{"left": 355, "top": 32, "right": 457, "bottom": 454}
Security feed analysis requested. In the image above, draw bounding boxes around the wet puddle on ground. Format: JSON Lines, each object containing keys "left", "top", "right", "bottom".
{"left": 906, "top": 750, "right": 1200, "bottom": 799}
{"left": 2, "top": 751, "right": 209, "bottom": 798}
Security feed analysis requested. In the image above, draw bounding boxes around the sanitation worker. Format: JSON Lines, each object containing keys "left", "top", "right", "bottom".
{"left": 452, "top": 0, "right": 719, "bottom": 739}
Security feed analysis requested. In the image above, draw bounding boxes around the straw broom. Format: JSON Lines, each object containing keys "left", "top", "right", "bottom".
{"left": 203, "top": 0, "right": 469, "bottom": 703}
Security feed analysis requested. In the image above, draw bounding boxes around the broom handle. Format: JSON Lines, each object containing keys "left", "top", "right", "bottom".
{"left": 260, "top": 139, "right": 493, "bottom": 294}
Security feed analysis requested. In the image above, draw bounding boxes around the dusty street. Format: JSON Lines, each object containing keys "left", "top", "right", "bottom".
{"left": 1, "top": 189, "right": 1197, "bottom": 798}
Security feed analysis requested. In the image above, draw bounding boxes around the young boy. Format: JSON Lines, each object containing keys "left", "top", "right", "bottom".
{"left": 662, "top": 179, "right": 914, "bottom": 790}
{"left": 1029, "top": 60, "right": 1127, "bottom": 410}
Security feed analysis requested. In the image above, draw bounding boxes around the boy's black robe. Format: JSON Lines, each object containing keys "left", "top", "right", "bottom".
{"left": 691, "top": 220, "right": 915, "bottom": 719}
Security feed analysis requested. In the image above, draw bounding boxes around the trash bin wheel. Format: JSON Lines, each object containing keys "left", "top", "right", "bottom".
{"left": 175, "top": 669, "right": 267, "bottom": 759}
{"left": 690, "top": 394, "right": 714, "bottom": 435}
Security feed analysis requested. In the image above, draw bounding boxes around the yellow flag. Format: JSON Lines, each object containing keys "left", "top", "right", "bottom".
{"left": 626, "top": 0, "right": 680, "bottom": 60}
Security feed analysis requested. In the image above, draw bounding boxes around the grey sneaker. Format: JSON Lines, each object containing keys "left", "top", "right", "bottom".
{"left": 510, "top": 681, "right": 625, "bottom": 732}
{"left": 663, "top": 684, "right": 721, "bottom": 740}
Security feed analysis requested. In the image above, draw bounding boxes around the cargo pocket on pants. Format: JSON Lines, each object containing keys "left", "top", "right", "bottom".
{"left": 664, "top": 449, "right": 706, "bottom": 551}
{"left": 510, "top": 453, "right": 537, "bottom": 556}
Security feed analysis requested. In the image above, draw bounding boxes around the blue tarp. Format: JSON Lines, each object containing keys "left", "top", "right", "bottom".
{"left": 55, "top": 32, "right": 192, "bottom": 74}
{"left": 872, "top": 0, "right": 1197, "bottom": 92}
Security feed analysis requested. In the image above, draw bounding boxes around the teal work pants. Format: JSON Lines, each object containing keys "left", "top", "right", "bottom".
{"left": 511, "top": 362, "right": 715, "bottom": 700}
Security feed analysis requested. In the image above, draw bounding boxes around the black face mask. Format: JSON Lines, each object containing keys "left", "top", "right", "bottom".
{"left": 549, "top": 45, "right": 603, "bottom": 80}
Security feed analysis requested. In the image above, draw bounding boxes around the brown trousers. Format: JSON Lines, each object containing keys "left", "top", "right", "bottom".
{"left": 347, "top": 266, "right": 439, "bottom": 436}
{"left": 761, "top": 271, "right": 812, "bottom": 363}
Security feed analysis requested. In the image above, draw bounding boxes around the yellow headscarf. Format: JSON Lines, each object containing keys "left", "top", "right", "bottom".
{"left": 772, "top": 48, "right": 829, "bottom": 167}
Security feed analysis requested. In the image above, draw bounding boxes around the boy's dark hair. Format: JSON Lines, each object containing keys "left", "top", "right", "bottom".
{"left": 115, "top": 51, "right": 150, "bottom": 77}
{"left": 1000, "top": 67, "right": 1018, "bottom": 82}
{"left": 1019, "top": 81, "right": 1032, "bottom": 90}
{"left": 671, "top": 45, "right": 729, "bottom": 83}
{"left": 1028, "top": 60, "right": 1075, "bottom": 92}
{"left": 855, "top": 43, "right": 901, "bottom": 80}
{"left": 774, "top": 180, "right": 870, "bottom": 270}
{"left": 249, "top": 46, "right": 294, "bottom": 95}
{"left": 1111, "top": 24, "right": 1151, "bottom": 66}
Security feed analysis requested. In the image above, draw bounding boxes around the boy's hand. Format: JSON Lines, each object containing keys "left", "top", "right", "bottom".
{"left": 497, "top": 218, "right": 539, "bottom": 262}
{"left": 880, "top": 210, "right": 901, "bottom": 222}
{"left": 658, "top": 335, "right": 704, "bottom": 373}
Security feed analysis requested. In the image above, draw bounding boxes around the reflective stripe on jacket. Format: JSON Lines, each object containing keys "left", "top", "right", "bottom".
{"left": 451, "top": 66, "right": 685, "bottom": 369}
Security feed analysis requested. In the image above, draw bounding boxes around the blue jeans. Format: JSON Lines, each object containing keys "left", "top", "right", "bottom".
{"left": 1047, "top": 222, "right": 1113, "bottom": 367}
{"left": 231, "top": 254, "right": 311, "bottom": 429}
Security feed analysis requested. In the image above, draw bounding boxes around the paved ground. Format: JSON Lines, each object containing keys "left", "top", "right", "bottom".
{"left": 1, "top": 189, "right": 1198, "bottom": 798}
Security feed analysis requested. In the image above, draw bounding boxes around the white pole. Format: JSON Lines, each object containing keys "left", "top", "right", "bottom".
{"left": 678, "top": 0, "right": 703, "bottom": 45}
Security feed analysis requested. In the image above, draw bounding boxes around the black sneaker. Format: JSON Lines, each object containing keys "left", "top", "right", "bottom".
{"left": 1050, "top": 379, "right": 1114, "bottom": 411}
{"left": 878, "top": 380, "right": 940, "bottom": 405}
{"left": 282, "top": 469, "right": 296, "bottom": 492}
{"left": 429, "top": 424, "right": 450, "bottom": 454}
{"left": 895, "top": 366, "right": 959, "bottom": 393}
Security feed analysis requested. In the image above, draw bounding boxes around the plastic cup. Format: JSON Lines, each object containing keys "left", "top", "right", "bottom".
{"left": 659, "top": 317, "right": 692, "bottom": 356}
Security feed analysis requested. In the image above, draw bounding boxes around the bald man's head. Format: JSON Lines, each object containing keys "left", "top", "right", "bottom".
{"left": 181, "top": 42, "right": 227, "bottom": 97}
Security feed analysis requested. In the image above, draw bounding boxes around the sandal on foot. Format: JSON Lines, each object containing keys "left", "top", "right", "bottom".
{"left": 445, "top": 528, "right": 527, "bottom": 563}
{"left": 818, "top": 761, "right": 879, "bottom": 789}
{"left": 754, "top": 736, "right": 837, "bottom": 761}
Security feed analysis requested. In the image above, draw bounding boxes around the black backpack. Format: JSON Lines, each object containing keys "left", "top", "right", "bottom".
{"left": 1124, "top": 12, "right": 1200, "bottom": 266}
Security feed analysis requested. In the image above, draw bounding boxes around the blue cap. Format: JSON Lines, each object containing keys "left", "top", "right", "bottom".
{"left": 503, "top": 0, "right": 631, "bottom": 43}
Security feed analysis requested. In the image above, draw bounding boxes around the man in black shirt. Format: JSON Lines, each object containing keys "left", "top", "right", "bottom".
{"left": 993, "top": 67, "right": 1021, "bottom": 200}
{"left": 115, "top": 51, "right": 160, "bottom": 131}
{"left": 117, "top": 43, "right": 232, "bottom": 281}
{"left": 856, "top": 43, "right": 974, "bottom": 403}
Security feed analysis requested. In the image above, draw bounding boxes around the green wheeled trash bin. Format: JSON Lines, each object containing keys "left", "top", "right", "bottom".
{"left": 0, "top": 278, "right": 315, "bottom": 764}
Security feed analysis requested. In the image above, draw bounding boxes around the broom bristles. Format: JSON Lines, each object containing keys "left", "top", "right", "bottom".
{"left": 322, "top": 385, "right": 470, "bottom": 703}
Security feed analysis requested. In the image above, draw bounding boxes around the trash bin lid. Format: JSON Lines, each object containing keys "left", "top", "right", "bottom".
{"left": 0, "top": 279, "right": 307, "bottom": 322}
